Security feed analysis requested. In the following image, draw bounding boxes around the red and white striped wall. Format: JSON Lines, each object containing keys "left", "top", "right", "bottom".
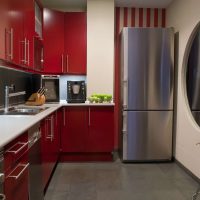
{"left": 115, "top": 7, "right": 166, "bottom": 34}
{"left": 114, "top": 7, "right": 166, "bottom": 150}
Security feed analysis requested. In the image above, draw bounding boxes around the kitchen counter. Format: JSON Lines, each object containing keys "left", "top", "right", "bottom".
{"left": 60, "top": 100, "right": 115, "bottom": 106}
{"left": 0, "top": 104, "right": 62, "bottom": 148}
{"left": 0, "top": 102, "right": 115, "bottom": 148}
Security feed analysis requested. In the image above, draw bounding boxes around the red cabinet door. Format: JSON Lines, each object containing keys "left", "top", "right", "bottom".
{"left": 64, "top": 12, "right": 87, "bottom": 75}
{"left": 34, "top": 37, "right": 44, "bottom": 71}
{"left": 1, "top": 0, "right": 24, "bottom": 64}
{"left": 43, "top": 8, "right": 65, "bottom": 74}
{"left": 41, "top": 117, "right": 54, "bottom": 189}
{"left": 61, "top": 107, "right": 88, "bottom": 152}
{"left": 0, "top": 0, "right": 8, "bottom": 60}
{"left": 41, "top": 111, "right": 60, "bottom": 189}
{"left": 87, "top": 107, "right": 114, "bottom": 152}
{"left": 52, "top": 110, "right": 60, "bottom": 163}
{"left": 11, "top": 0, "right": 24, "bottom": 65}
{"left": 22, "top": 0, "right": 35, "bottom": 68}
{"left": 0, "top": 0, "right": 34, "bottom": 68}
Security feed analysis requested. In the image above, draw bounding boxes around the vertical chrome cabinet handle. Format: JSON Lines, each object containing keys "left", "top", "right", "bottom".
{"left": 55, "top": 111, "right": 58, "bottom": 126}
{"left": 88, "top": 107, "right": 91, "bottom": 126}
{"left": 27, "top": 39, "right": 30, "bottom": 65}
{"left": 24, "top": 38, "right": 27, "bottom": 64}
{"left": 5, "top": 28, "right": 8, "bottom": 58}
{"left": 45, "top": 118, "right": 49, "bottom": 139}
{"left": 5, "top": 28, "right": 13, "bottom": 60}
{"left": 66, "top": 55, "right": 69, "bottom": 72}
{"left": 51, "top": 115, "right": 54, "bottom": 141}
{"left": 10, "top": 28, "right": 13, "bottom": 60}
{"left": 45, "top": 117, "right": 53, "bottom": 141}
{"left": 0, "top": 194, "right": 6, "bottom": 200}
{"left": 63, "top": 108, "right": 66, "bottom": 126}
{"left": 41, "top": 47, "right": 44, "bottom": 68}
{"left": 61, "top": 54, "right": 64, "bottom": 73}
{"left": 20, "top": 39, "right": 25, "bottom": 64}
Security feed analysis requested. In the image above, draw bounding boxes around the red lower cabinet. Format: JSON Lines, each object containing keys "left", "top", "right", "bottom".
{"left": 53, "top": 110, "right": 61, "bottom": 162}
{"left": 41, "top": 117, "right": 53, "bottom": 189}
{"left": 4, "top": 132, "right": 29, "bottom": 200}
{"left": 61, "top": 107, "right": 88, "bottom": 152}
{"left": 41, "top": 110, "right": 60, "bottom": 189}
{"left": 61, "top": 106, "right": 114, "bottom": 161}
{"left": 87, "top": 107, "right": 114, "bottom": 152}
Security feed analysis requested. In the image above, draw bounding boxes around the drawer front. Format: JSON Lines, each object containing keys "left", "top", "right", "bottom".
{"left": 4, "top": 152, "right": 29, "bottom": 200}
{"left": 4, "top": 132, "right": 28, "bottom": 173}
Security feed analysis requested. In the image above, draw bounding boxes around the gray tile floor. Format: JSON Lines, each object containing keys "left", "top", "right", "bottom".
{"left": 45, "top": 161, "right": 199, "bottom": 200}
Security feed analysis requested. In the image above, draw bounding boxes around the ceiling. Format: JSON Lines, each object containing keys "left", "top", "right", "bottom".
{"left": 42, "top": 0, "right": 174, "bottom": 11}
{"left": 42, "top": 0, "right": 87, "bottom": 11}
{"left": 116, "top": 0, "right": 174, "bottom": 8}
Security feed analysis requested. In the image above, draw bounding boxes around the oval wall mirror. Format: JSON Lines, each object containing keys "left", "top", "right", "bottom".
{"left": 186, "top": 24, "right": 200, "bottom": 126}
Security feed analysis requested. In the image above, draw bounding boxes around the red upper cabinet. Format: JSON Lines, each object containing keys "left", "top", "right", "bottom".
{"left": 0, "top": 0, "right": 24, "bottom": 64}
{"left": 0, "top": 0, "right": 39, "bottom": 70}
{"left": 34, "top": 37, "right": 44, "bottom": 71}
{"left": 22, "top": 0, "right": 35, "bottom": 68}
{"left": 0, "top": 0, "right": 8, "bottom": 60}
{"left": 87, "top": 107, "right": 114, "bottom": 152}
{"left": 43, "top": 8, "right": 65, "bottom": 74}
{"left": 64, "top": 12, "right": 87, "bottom": 75}
{"left": 43, "top": 11, "right": 87, "bottom": 74}
{"left": 9, "top": 0, "right": 24, "bottom": 65}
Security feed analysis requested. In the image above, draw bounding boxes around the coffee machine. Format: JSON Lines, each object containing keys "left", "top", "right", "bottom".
{"left": 67, "top": 81, "right": 86, "bottom": 103}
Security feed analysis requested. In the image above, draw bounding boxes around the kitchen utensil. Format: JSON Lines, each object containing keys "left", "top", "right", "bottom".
{"left": 25, "top": 87, "right": 46, "bottom": 106}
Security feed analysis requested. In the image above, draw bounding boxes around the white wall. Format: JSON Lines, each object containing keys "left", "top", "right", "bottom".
{"left": 87, "top": 0, "right": 114, "bottom": 97}
{"left": 167, "top": 0, "right": 200, "bottom": 177}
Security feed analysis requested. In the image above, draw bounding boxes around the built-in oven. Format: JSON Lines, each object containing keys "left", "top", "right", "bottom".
{"left": 28, "top": 123, "right": 43, "bottom": 200}
{"left": 41, "top": 75, "right": 60, "bottom": 102}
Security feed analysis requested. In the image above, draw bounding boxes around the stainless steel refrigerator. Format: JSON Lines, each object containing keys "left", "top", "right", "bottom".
{"left": 120, "top": 27, "right": 174, "bottom": 162}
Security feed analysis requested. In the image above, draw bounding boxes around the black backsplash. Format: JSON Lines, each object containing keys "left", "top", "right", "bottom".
{"left": 0, "top": 67, "right": 41, "bottom": 108}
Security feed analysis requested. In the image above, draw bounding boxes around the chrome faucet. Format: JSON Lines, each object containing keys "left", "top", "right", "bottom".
{"left": 4, "top": 84, "right": 15, "bottom": 113}
{"left": 4, "top": 84, "right": 26, "bottom": 113}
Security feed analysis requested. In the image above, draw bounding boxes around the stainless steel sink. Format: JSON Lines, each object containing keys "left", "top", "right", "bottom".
{"left": 0, "top": 106, "right": 49, "bottom": 115}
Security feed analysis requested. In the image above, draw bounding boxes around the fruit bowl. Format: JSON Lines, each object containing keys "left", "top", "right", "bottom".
{"left": 88, "top": 94, "right": 112, "bottom": 103}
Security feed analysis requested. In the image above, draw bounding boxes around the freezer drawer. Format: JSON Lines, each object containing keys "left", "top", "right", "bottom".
{"left": 122, "top": 111, "right": 173, "bottom": 161}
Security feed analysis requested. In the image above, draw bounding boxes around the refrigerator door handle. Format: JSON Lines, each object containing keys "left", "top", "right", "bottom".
{"left": 122, "top": 112, "right": 127, "bottom": 133}
{"left": 123, "top": 80, "right": 128, "bottom": 109}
